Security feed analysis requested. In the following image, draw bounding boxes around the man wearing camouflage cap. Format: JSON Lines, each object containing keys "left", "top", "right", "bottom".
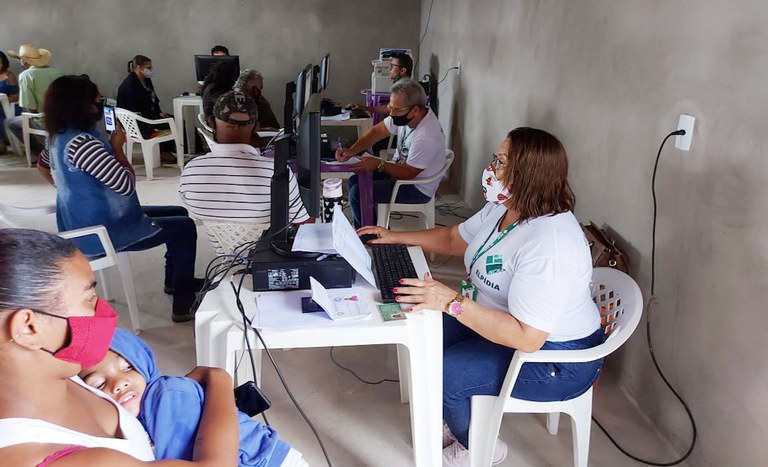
{"left": 179, "top": 91, "right": 311, "bottom": 253}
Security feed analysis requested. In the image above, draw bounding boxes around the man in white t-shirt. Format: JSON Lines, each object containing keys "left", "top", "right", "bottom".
{"left": 336, "top": 79, "right": 446, "bottom": 227}
{"left": 180, "top": 90, "right": 310, "bottom": 253}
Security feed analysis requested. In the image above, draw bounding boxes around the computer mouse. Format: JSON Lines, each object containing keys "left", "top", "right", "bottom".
{"left": 358, "top": 233, "right": 378, "bottom": 244}
{"left": 182, "top": 91, "right": 190, "bottom": 96}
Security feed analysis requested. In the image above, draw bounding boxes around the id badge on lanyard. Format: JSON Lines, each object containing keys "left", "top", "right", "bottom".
{"left": 460, "top": 278, "right": 477, "bottom": 300}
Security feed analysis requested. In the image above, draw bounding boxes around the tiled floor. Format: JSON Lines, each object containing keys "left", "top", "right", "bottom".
{"left": 0, "top": 152, "right": 682, "bottom": 466}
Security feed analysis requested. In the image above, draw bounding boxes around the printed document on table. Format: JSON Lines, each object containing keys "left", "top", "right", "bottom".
{"left": 292, "top": 223, "right": 335, "bottom": 254}
{"left": 331, "top": 205, "right": 377, "bottom": 286}
{"left": 310, "top": 277, "right": 371, "bottom": 320}
{"left": 254, "top": 287, "right": 371, "bottom": 331}
{"left": 320, "top": 110, "right": 351, "bottom": 121}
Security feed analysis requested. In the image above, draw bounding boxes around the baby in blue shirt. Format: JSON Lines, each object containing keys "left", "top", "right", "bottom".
{"left": 79, "top": 328, "right": 304, "bottom": 466}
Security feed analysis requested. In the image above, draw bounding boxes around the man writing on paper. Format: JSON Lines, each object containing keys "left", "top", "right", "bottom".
{"left": 336, "top": 79, "right": 446, "bottom": 228}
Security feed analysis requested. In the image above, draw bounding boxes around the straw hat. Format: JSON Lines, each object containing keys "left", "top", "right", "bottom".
{"left": 7, "top": 44, "right": 52, "bottom": 67}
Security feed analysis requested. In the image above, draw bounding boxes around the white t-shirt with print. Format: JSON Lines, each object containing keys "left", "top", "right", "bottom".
{"left": 458, "top": 203, "right": 600, "bottom": 342}
{"left": 383, "top": 109, "right": 446, "bottom": 197}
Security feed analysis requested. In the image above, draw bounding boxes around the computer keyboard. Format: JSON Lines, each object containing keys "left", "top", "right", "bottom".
{"left": 370, "top": 243, "right": 418, "bottom": 303}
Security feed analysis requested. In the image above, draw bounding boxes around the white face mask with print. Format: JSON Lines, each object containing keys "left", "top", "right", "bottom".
{"left": 481, "top": 166, "right": 511, "bottom": 205}
{"left": 142, "top": 68, "right": 153, "bottom": 79}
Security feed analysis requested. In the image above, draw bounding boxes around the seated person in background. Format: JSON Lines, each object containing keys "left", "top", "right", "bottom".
{"left": 234, "top": 69, "right": 281, "bottom": 130}
{"left": 201, "top": 61, "right": 238, "bottom": 122}
{"left": 336, "top": 78, "right": 446, "bottom": 228}
{"left": 358, "top": 128, "right": 604, "bottom": 465}
{"left": 5, "top": 44, "right": 63, "bottom": 158}
{"left": 180, "top": 90, "right": 311, "bottom": 254}
{"left": 39, "top": 75, "right": 202, "bottom": 322}
{"left": 0, "top": 51, "right": 20, "bottom": 154}
{"left": 347, "top": 52, "right": 413, "bottom": 116}
{"left": 211, "top": 44, "right": 230, "bottom": 56}
{"left": 79, "top": 327, "right": 307, "bottom": 466}
{"left": 117, "top": 54, "right": 175, "bottom": 162}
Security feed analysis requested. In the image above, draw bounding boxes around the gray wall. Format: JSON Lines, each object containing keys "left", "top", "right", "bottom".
{"left": 421, "top": 0, "right": 768, "bottom": 465}
{"left": 0, "top": 0, "right": 420, "bottom": 125}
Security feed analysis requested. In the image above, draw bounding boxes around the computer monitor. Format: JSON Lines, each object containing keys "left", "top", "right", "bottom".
{"left": 311, "top": 54, "right": 330, "bottom": 93}
{"left": 293, "top": 64, "right": 313, "bottom": 120}
{"left": 194, "top": 54, "right": 240, "bottom": 83}
{"left": 296, "top": 93, "right": 322, "bottom": 219}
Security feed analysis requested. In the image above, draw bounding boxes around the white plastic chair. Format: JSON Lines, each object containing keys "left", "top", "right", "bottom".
{"left": 201, "top": 220, "right": 268, "bottom": 256}
{"left": 1, "top": 93, "right": 22, "bottom": 156}
{"left": 377, "top": 149, "right": 454, "bottom": 229}
{"left": 468, "top": 267, "right": 643, "bottom": 467}
{"left": 21, "top": 111, "right": 46, "bottom": 168}
{"left": 0, "top": 202, "right": 142, "bottom": 333}
{"left": 114, "top": 108, "right": 182, "bottom": 180}
{"left": 196, "top": 112, "right": 216, "bottom": 151}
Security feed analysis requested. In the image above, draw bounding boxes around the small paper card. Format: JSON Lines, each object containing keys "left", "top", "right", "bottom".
{"left": 377, "top": 303, "right": 407, "bottom": 321}
{"left": 309, "top": 277, "right": 371, "bottom": 320}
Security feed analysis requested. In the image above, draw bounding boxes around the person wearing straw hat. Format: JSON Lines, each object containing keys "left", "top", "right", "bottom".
{"left": 6, "top": 44, "right": 62, "bottom": 158}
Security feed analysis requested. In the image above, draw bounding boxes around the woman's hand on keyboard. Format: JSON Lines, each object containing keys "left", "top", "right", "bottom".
{"left": 394, "top": 272, "right": 455, "bottom": 313}
{"left": 356, "top": 226, "right": 397, "bottom": 245}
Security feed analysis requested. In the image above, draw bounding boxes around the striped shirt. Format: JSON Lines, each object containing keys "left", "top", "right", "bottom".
{"left": 38, "top": 134, "right": 135, "bottom": 196}
{"left": 179, "top": 144, "right": 309, "bottom": 251}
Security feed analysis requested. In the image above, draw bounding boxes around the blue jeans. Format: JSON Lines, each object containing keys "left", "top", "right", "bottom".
{"left": 123, "top": 206, "right": 198, "bottom": 295}
{"left": 442, "top": 314, "right": 605, "bottom": 448}
{"left": 348, "top": 172, "right": 431, "bottom": 228}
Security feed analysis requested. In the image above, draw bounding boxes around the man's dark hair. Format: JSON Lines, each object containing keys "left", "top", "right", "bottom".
{"left": 0, "top": 229, "right": 79, "bottom": 313}
{"left": 391, "top": 52, "right": 413, "bottom": 76}
{"left": 44, "top": 75, "right": 102, "bottom": 136}
{"left": 211, "top": 45, "right": 230, "bottom": 55}
{"left": 0, "top": 51, "right": 9, "bottom": 73}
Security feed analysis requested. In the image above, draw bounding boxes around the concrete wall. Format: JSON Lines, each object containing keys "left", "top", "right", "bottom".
{"left": 421, "top": 0, "right": 768, "bottom": 465}
{"left": 0, "top": 0, "right": 420, "bottom": 125}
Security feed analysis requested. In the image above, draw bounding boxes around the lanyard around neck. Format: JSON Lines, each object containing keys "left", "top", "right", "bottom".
{"left": 469, "top": 213, "right": 519, "bottom": 271}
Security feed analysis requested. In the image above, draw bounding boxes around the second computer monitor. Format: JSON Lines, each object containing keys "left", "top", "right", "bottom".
{"left": 194, "top": 54, "right": 240, "bottom": 83}
{"left": 296, "top": 93, "right": 322, "bottom": 218}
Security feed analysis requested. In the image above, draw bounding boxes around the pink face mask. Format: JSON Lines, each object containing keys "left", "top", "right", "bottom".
{"left": 37, "top": 299, "right": 119, "bottom": 368}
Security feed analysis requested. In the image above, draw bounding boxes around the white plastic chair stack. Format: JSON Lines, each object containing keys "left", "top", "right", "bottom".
{"left": 468, "top": 267, "right": 643, "bottom": 467}
{"left": 114, "top": 108, "right": 182, "bottom": 180}
{"left": 21, "top": 111, "right": 46, "bottom": 168}
{"left": 1, "top": 93, "right": 22, "bottom": 156}
{"left": 377, "top": 149, "right": 455, "bottom": 230}
{"left": 202, "top": 220, "right": 269, "bottom": 256}
{"left": 0, "top": 202, "right": 142, "bottom": 334}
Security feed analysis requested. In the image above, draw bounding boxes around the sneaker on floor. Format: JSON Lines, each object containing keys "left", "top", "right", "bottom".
{"left": 164, "top": 278, "right": 206, "bottom": 295}
{"left": 442, "top": 438, "right": 508, "bottom": 467}
{"left": 443, "top": 422, "right": 457, "bottom": 448}
{"left": 172, "top": 293, "right": 197, "bottom": 323}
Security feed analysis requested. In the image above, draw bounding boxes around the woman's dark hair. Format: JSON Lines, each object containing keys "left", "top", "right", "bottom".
{"left": 0, "top": 229, "right": 79, "bottom": 313}
{"left": 202, "top": 61, "right": 238, "bottom": 93}
{"left": 0, "top": 51, "right": 9, "bottom": 73}
{"left": 132, "top": 55, "right": 151, "bottom": 69}
{"left": 44, "top": 75, "right": 101, "bottom": 136}
{"left": 501, "top": 127, "right": 575, "bottom": 221}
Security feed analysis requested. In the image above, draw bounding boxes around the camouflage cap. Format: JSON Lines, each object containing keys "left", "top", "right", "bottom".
{"left": 213, "top": 90, "right": 258, "bottom": 124}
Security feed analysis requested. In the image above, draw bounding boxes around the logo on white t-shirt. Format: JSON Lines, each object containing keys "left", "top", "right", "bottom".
{"left": 485, "top": 254, "right": 503, "bottom": 275}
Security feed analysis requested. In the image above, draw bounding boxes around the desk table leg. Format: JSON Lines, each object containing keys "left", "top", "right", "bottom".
{"left": 173, "top": 100, "right": 185, "bottom": 155}
{"left": 406, "top": 312, "right": 443, "bottom": 466}
{"left": 358, "top": 170, "right": 374, "bottom": 226}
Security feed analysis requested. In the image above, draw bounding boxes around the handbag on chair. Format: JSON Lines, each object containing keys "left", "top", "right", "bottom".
{"left": 581, "top": 222, "right": 629, "bottom": 273}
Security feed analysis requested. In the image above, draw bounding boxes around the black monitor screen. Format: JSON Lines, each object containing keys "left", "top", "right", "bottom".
{"left": 194, "top": 54, "right": 240, "bottom": 82}
{"left": 319, "top": 54, "right": 330, "bottom": 91}
{"left": 296, "top": 94, "right": 322, "bottom": 218}
{"left": 293, "top": 66, "right": 307, "bottom": 119}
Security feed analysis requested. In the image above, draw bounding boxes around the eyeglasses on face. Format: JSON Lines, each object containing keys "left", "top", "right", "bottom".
{"left": 491, "top": 153, "right": 508, "bottom": 169}
{"left": 389, "top": 63, "right": 403, "bottom": 70}
{"left": 387, "top": 104, "right": 413, "bottom": 116}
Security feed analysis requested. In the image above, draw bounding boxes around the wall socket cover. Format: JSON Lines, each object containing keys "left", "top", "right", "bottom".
{"left": 675, "top": 114, "right": 695, "bottom": 151}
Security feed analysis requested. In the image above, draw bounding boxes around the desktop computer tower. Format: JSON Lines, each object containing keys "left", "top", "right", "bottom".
{"left": 250, "top": 248, "right": 355, "bottom": 291}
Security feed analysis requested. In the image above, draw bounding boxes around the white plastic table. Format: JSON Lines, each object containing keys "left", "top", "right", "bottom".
{"left": 195, "top": 246, "right": 442, "bottom": 466}
{"left": 172, "top": 95, "right": 203, "bottom": 156}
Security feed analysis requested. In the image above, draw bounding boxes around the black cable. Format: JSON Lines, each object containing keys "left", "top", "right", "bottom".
{"left": 592, "top": 129, "right": 697, "bottom": 466}
{"left": 414, "top": 0, "right": 436, "bottom": 70}
{"left": 437, "top": 66, "right": 460, "bottom": 85}
{"left": 328, "top": 347, "right": 399, "bottom": 385}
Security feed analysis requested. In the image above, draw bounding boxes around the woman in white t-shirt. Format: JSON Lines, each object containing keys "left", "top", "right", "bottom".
{"left": 358, "top": 128, "right": 604, "bottom": 465}
{"left": 0, "top": 229, "right": 239, "bottom": 467}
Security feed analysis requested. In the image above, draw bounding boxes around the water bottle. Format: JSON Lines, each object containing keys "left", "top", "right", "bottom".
{"left": 322, "top": 178, "right": 344, "bottom": 223}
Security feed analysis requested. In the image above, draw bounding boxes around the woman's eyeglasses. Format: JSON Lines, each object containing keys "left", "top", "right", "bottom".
{"left": 491, "top": 154, "right": 508, "bottom": 169}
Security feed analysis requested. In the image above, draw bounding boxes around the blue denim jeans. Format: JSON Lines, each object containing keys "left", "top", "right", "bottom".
{"left": 347, "top": 172, "right": 431, "bottom": 228}
{"left": 123, "top": 206, "right": 198, "bottom": 294}
{"left": 442, "top": 314, "right": 605, "bottom": 448}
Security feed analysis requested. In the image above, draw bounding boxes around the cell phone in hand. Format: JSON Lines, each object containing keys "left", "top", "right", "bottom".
{"left": 234, "top": 381, "right": 271, "bottom": 417}
{"left": 103, "top": 105, "right": 116, "bottom": 133}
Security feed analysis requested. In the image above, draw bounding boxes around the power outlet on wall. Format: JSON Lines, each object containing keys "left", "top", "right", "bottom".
{"left": 675, "top": 114, "right": 695, "bottom": 151}
{"left": 457, "top": 61, "right": 461, "bottom": 76}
